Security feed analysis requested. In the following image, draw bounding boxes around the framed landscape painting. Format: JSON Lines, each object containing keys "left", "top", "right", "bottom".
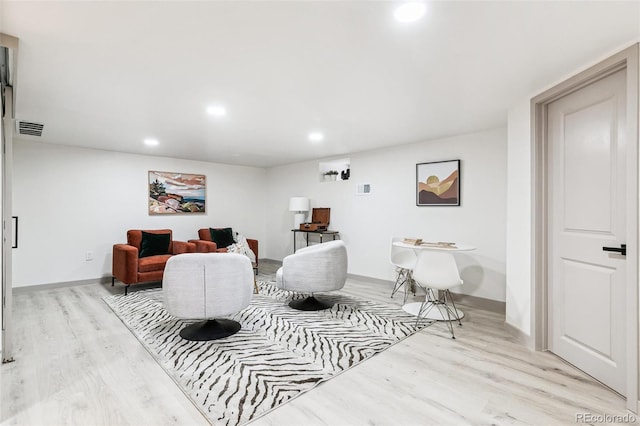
{"left": 416, "top": 160, "right": 460, "bottom": 206}
{"left": 148, "top": 171, "right": 206, "bottom": 214}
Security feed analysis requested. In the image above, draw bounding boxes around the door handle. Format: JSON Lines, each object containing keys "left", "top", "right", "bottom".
{"left": 602, "top": 244, "right": 626, "bottom": 256}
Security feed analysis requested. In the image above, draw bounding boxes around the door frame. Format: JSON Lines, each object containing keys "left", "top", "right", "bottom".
{"left": 0, "top": 33, "right": 17, "bottom": 364}
{"left": 532, "top": 44, "right": 639, "bottom": 411}
{"left": 1, "top": 86, "right": 14, "bottom": 363}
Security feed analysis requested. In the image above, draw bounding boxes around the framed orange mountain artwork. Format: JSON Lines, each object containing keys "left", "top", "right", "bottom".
{"left": 148, "top": 171, "right": 206, "bottom": 214}
{"left": 416, "top": 160, "right": 460, "bottom": 206}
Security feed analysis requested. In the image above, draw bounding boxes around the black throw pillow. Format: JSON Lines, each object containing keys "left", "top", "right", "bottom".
{"left": 210, "top": 227, "right": 234, "bottom": 248}
{"left": 139, "top": 231, "right": 171, "bottom": 258}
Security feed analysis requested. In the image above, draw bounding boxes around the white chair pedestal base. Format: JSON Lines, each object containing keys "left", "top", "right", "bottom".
{"left": 180, "top": 319, "right": 241, "bottom": 341}
{"left": 289, "top": 295, "right": 333, "bottom": 311}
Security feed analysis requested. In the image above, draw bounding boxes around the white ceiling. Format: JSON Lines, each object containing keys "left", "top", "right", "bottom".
{"left": 3, "top": 1, "right": 639, "bottom": 168}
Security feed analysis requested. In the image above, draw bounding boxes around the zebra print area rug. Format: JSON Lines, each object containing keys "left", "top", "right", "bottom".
{"left": 103, "top": 281, "right": 424, "bottom": 425}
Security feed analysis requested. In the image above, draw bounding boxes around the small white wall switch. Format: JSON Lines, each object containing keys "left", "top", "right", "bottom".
{"left": 356, "top": 183, "right": 372, "bottom": 195}
{"left": 85, "top": 251, "right": 93, "bottom": 261}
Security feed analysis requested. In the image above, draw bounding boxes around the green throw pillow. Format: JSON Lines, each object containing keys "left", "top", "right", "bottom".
{"left": 209, "top": 227, "right": 234, "bottom": 248}
{"left": 139, "top": 231, "right": 171, "bottom": 258}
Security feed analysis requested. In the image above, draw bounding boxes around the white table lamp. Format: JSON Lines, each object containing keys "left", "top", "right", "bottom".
{"left": 289, "top": 197, "right": 310, "bottom": 229}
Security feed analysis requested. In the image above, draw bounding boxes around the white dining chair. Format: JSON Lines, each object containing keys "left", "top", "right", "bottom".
{"left": 412, "top": 250, "right": 463, "bottom": 339}
{"left": 389, "top": 236, "right": 417, "bottom": 303}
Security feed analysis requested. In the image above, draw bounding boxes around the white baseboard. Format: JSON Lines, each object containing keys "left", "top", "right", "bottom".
{"left": 13, "top": 276, "right": 112, "bottom": 293}
{"left": 347, "top": 272, "right": 505, "bottom": 315}
{"left": 346, "top": 272, "right": 393, "bottom": 287}
{"left": 504, "top": 322, "right": 533, "bottom": 349}
{"left": 449, "top": 292, "right": 505, "bottom": 315}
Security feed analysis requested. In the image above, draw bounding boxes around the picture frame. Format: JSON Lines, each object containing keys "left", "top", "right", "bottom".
{"left": 416, "top": 160, "right": 460, "bottom": 206}
{"left": 148, "top": 171, "right": 206, "bottom": 214}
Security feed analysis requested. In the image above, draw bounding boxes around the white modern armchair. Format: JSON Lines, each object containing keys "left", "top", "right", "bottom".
{"left": 163, "top": 253, "right": 254, "bottom": 341}
{"left": 276, "top": 240, "right": 348, "bottom": 310}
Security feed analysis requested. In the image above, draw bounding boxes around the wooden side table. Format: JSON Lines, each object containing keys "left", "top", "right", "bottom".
{"left": 291, "top": 229, "right": 340, "bottom": 252}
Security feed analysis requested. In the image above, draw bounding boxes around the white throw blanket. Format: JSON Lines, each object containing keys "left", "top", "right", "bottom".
{"left": 226, "top": 232, "right": 257, "bottom": 264}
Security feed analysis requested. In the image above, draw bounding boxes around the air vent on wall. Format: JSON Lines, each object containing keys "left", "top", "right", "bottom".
{"left": 16, "top": 121, "right": 44, "bottom": 137}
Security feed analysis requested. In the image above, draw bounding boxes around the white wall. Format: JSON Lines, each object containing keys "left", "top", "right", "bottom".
{"left": 265, "top": 127, "right": 507, "bottom": 302}
{"left": 13, "top": 128, "right": 507, "bottom": 302}
{"left": 505, "top": 100, "right": 532, "bottom": 333}
{"left": 12, "top": 140, "right": 267, "bottom": 287}
{"left": 0, "top": 96, "right": 3, "bottom": 356}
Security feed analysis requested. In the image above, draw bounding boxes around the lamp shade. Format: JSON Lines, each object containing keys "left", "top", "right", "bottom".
{"left": 289, "top": 197, "right": 310, "bottom": 212}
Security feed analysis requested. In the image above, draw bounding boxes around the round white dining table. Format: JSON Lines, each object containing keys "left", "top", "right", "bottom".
{"left": 392, "top": 241, "right": 476, "bottom": 252}
{"left": 394, "top": 241, "right": 476, "bottom": 321}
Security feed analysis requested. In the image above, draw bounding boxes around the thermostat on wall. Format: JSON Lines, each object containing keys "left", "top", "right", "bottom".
{"left": 356, "top": 183, "right": 372, "bottom": 195}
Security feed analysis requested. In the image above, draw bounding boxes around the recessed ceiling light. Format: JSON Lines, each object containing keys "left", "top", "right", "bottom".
{"left": 144, "top": 138, "right": 159, "bottom": 146}
{"left": 206, "top": 105, "right": 227, "bottom": 117}
{"left": 394, "top": 2, "right": 427, "bottom": 23}
{"left": 308, "top": 132, "right": 324, "bottom": 142}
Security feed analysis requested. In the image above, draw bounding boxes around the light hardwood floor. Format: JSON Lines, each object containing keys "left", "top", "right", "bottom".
{"left": 1, "top": 261, "right": 634, "bottom": 425}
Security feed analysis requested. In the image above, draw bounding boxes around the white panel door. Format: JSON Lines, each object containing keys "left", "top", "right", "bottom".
{"left": 548, "top": 69, "right": 626, "bottom": 395}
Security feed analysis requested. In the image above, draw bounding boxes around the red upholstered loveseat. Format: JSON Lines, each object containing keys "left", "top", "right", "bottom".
{"left": 190, "top": 228, "right": 258, "bottom": 269}
{"left": 112, "top": 229, "right": 195, "bottom": 294}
